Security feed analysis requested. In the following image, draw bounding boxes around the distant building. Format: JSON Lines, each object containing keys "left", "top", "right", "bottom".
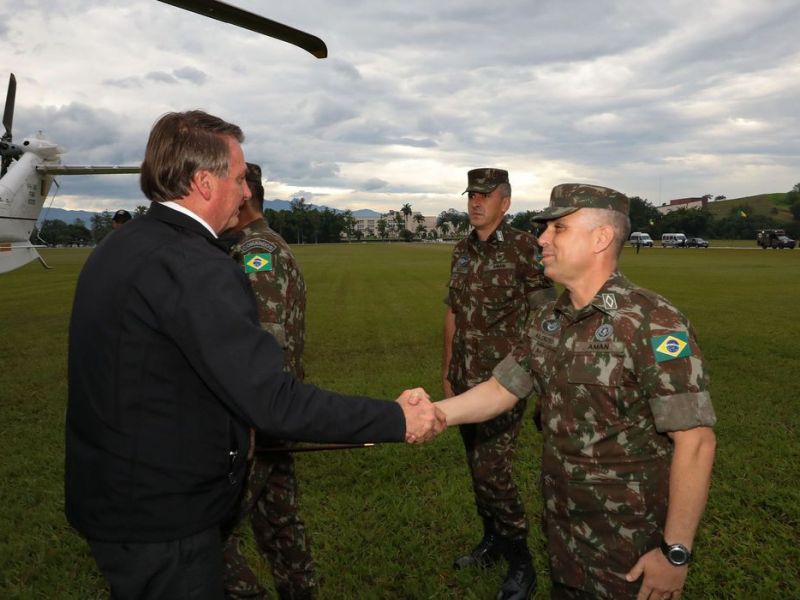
{"left": 352, "top": 211, "right": 445, "bottom": 239}
{"left": 657, "top": 197, "right": 708, "bottom": 215}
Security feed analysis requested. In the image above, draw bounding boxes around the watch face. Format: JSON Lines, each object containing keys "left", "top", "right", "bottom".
{"left": 667, "top": 545, "right": 690, "bottom": 565}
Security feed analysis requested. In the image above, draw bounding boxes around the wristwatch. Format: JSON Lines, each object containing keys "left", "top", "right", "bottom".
{"left": 660, "top": 540, "right": 692, "bottom": 566}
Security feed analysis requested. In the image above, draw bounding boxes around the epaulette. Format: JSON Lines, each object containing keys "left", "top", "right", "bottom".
{"left": 628, "top": 287, "right": 669, "bottom": 311}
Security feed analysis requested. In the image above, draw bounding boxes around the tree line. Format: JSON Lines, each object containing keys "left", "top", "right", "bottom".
{"left": 32, "top": 183, "right": 799, "bottom": 247}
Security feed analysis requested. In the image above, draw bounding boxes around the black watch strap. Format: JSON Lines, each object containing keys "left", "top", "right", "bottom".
{"left": 660, "top": 540, "right": 693, "bottom": 566}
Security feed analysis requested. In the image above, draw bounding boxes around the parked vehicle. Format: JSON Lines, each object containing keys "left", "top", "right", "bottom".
{"left": 685, "top": 237, "right": 709, "bottom": 248}
{"left": 661, "top": 233, "right": 687, "bottom": 247}
{"left": 629, "top": 232, "right": 654, "bottom": 247}
{"left": 757, "top": 229, "right": 795, "bottom": 249}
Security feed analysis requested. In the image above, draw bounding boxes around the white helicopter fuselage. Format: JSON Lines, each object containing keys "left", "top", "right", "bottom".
{"left": 0, "top": 131, "right": 138, "bottom": 274}
{"left": 0, "top": 145, "right": 55, "bottom": 243}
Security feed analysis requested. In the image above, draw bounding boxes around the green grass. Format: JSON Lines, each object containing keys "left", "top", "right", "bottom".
{"left": 706, "top": 193, "right": 794, "bottom": 223}
{"left": 1, "top": 245, "right": 799, "bottom": 598}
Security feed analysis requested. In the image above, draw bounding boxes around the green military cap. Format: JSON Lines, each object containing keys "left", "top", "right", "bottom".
{"left": 533, "top": 183, "right": 629, "bottom": 221}
{"left": 462, "top": 168, "right": 509, "bottom": 194}
{"left": 245, "top": 162, "right": 262, "bottom": 184}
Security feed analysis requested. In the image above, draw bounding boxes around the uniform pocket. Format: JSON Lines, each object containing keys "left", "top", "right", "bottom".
{"left": 567, "top": 347, "right": 624, "bottom": 387}
{"left": 566, "top": 478, "right": 649, "bottom": 579}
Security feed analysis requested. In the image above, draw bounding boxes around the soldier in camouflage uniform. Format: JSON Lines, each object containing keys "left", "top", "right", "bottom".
{"left": 222, "top": 163, "right": 316, "bottom": 600}
{"left": 443, "top": 168, "right": 555, "bottom": 600}
{"left": 436, "top": 184, "right": 717, "bottom": 599}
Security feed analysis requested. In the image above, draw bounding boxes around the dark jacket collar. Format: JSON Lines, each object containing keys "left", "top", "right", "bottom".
{"left": 146, "top": 201, "right": 232, "bottom": 252}
{"left": 147, "top": 201, "right": 216, "bottom": 239}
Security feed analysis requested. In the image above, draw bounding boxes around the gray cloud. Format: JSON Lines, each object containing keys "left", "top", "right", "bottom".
{"left": 3, "top": 0, "right": 798, "bottom": 212}
{"left": 145, "top": 72, "right": 178, "bottom": 84}
{"left": 173, "top": 67, "right": 207, "bottom": 85}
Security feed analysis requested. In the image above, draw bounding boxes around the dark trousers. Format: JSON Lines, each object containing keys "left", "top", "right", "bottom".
{"left": 88, "top": 526, "right": 224, "bottom": 600}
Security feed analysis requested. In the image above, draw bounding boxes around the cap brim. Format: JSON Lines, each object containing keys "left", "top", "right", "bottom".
{"left": 462, "top": 184, "right": 500, "bottom": 195}
{"left": 533, "top": 206, "right": 580, "bottom": 222}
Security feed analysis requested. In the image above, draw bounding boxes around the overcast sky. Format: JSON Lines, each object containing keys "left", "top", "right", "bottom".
{"left": 3, "top": 0, "right": 799, "bottom": 216}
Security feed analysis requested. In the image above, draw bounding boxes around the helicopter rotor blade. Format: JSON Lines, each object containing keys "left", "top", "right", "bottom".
{"left": 2, "top": 73, "right": 15, "bottom": 141}
{"left": 156, "top": 0, "right": 327, "bottom": 59}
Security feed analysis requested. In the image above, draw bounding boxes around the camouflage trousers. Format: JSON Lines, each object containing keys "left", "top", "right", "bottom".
{"left": 222, "top": 451, "right": 316, "bottom": 599}
{"left": 457, "top": 391, "right": 529, "bottom": 540}
{"left": 550, "top": 580, "right": 639, "bottom": 600}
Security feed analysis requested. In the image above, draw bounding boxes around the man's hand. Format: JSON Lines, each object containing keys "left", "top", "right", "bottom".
{"left": 626, "top": 548, "right": 688, "bottom": 599}
{"left": 396, "top": 388, "right": 447, "bottom": 443}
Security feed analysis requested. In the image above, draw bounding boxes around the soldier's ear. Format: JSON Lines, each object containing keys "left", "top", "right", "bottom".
{"left": 593, "top": 224, "right": 615, "bottom": 254}
{"left": 500, "top": 194, "right": 511, "bottom": 214}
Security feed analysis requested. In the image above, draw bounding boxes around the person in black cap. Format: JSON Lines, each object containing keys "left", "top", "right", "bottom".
{"left": 111, "top": 209, "right": 132, "bottom": 229}
{"left": 441, "top": 167, "right": 555, "bottom": 600}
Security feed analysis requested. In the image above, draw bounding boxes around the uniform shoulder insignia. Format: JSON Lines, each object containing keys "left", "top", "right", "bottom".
{"left": 244, "top": 253, "right": 273, "bottom": 273}
{"left": 240, "top": 237, "right": 277, "bottom": 254}
{"left": 650, "top": 331, "right": 692, "bottom": 362}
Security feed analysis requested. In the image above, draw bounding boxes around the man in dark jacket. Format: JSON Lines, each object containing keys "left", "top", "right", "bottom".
{"left": 66, "top": 110, "right": 443, "bottom": 600}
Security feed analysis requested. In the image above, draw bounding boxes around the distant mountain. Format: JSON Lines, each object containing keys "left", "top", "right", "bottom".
{"left": 37, "top": 208, "right": 102, "bottom": 225}
{"left": 263, "top": 199, "right": 295, "bottom": 212}
{"left": 352, "top": 209, "right": 382, "bottom": 217}
{"left": 264, "top": 199, "right": 343, "bottom": 213}
{"left": 263, "top": 202, "right": 383, "bottom": 217}
{"left": 41, "top": 202, "right": 390, "bottom": 226}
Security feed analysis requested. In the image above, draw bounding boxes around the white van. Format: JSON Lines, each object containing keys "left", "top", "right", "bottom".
{"left": 661, "top": 233, "right": 687, "bottom": 247}
{"left": 629, "top": 232, "right": 654, "bottom": 247}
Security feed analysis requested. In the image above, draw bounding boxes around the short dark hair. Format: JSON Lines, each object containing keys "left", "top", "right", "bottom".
{"left": 140, "top": 110, "right": 244, "bottom": 203}
{"left": 245, "top": 162, "right": 264, "bottom": 212}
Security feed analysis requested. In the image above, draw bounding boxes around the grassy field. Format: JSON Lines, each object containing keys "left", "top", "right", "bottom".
{"left": 706, "top": 193, "right": 793, "bottom": 223}
{"left": 1, "top": 244, "right": 799, "bottom": 599}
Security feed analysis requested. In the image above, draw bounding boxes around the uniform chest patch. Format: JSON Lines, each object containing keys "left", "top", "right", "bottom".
{"left": 541, "top": 318, "right": 560, "bottom": 333}
{"left": 601, "top": 293, "right": 618, "bottom": 310}
{"left": 533, "top": 331, "right": 560, "bottom": 349}
{"left": 651, "top": 332, "right": 691, "bottom": 362}
{"left": 594, "top": 324, "right": 614, "bottom": 341}
{"left": 244, "top": 253, "right": 273, "bottom": 273}
{"left": 240, "top": 238, "right": 277, "bottom": 254}
{"left": 453, "top": 255, "right": 469, "bottom": 273}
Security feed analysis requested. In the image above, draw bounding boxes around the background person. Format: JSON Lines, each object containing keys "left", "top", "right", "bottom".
{"left": 66, "top": 110, "right": 443, "bottom": 600}
{"left": 221, "top": 163, "right": 316, "bottom": 600}
{"left": 442, "top": 168, "right": 555, "bottom": 600}
{"left": 111, "top": 209, "right": 132, "bottom": 229}
{"left": 435, "top": 184, "right": 716, "bottom": 599}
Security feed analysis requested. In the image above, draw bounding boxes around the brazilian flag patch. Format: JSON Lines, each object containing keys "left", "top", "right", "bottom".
{"left": 650, "top": 332, "right": 691, "bottom": 362}
{"left": 244, "top": 253, "right": 272, "bottom": 273}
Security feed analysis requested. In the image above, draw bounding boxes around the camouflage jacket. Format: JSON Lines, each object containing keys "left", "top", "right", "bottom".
{"left": 446, "top": 221, "right": 554, "bottom": 391}
{"left": 493, "top": 271, "right": 716, "bottom": 597}
{"left": 232, "top": 219, "right": 306, "bottom": 380}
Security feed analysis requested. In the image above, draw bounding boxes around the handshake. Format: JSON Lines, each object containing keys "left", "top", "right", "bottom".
{"left": 396, "top": 388, "right": 447, "bottom": 443}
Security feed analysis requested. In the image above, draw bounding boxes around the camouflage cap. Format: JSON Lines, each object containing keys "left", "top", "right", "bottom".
{"left": 533, "top": 183, "right": 629, "bottom": 221}
{"left": 462, "top": 168, "right": 509, "bottom": 194}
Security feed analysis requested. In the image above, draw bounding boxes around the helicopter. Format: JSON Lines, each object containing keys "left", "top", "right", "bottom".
{"left": 0, "top": 0, "right": 327, "bottom": 275}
